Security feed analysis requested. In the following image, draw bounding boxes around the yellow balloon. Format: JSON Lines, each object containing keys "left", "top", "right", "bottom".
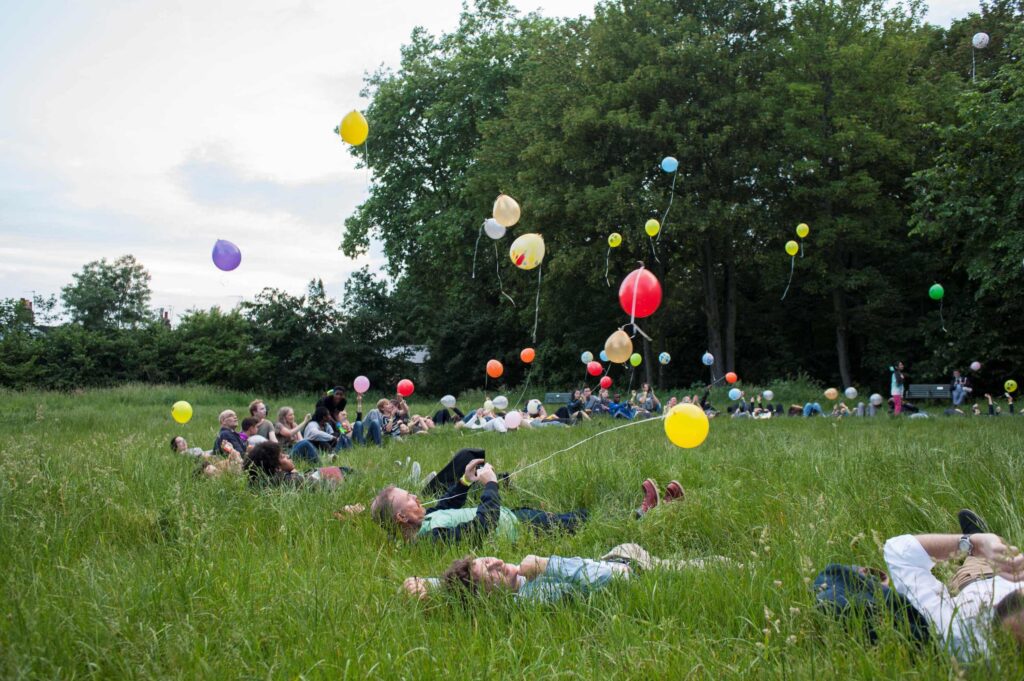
{"left": 509, "top": 233, "right": 545, "bottom": 270}
{"left": 785, "top": 240, "right": 799, "bottom": 257}
{"left": 171, "top": 400, "right": 193, "bottom": 424}
{"left": 824, "top": 388, "right": 838, "bottom": 400}
{"left": 645, "top": 219, "right": 660, "bottom": 237}
{"left": 664, "top": 403, "right": 709, "bottom": 449}
{"left": 1006, "top": 379, "right": 1018, "bottom": 393}
{"left": 493, "top": 194, "right": 521, "bottom": 227}
{"left": 339, "top": 110, "right": 368, "bottom": 146}
{"left": 608, "top": 232, "right": 622, "bottom": 248}
{"left": 604, "top": 329, "right": 633, "bottom": 364}
{"left": 796, "top": 223, "right": 810, "bottom": 239}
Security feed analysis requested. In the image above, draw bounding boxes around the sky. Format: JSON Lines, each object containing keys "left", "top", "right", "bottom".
{"left": 0, "top": 0, "right": 982, "bottom": 319}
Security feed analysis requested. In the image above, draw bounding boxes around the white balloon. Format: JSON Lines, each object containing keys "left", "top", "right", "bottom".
{"left": 870, "top": 393, "right": 883, "bottom": 407}
{"left": 762, "top": 390, "right": 774, "bottom": 401}
{"left": 972, "top": 32, "right": 989, "bottom": 49}
{"left": 493, "top": 396, "right": 509, "bottom": 410}
{"left": 483, "top": 218, "right": 506, "bottom": 240}
{"left": 526, "top": 399, "right": 542, "bottom": 416}
{"left": 440, "top": 395, "right": 456, "bottom": 408}
{"left": 844, "top": 387, "right": 858, "bottom": 400}
{"left": 483, "top": 400, "right": 494, "bottom": 412}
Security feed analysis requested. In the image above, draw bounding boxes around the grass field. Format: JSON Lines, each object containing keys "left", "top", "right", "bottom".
{"left": 1, "top": 384, "right": 1023, "bottom": 679}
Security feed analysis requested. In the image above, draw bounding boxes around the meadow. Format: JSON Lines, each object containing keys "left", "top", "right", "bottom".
{"left": 1, "top": 384, "right": 1022, "bottom": 680}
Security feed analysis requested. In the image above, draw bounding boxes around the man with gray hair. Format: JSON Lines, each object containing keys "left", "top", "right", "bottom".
{"left": 212, "top": 409, "right": 246, "bottom": 457}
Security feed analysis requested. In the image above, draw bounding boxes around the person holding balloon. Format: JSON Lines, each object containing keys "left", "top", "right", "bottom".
{"left": 351, "top": 394, "right": 385, "bottom": 446}
{"left": 950, "top": 369, "right": 972, "bottom": 407}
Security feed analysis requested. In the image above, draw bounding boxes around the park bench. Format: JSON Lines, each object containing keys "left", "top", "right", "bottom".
{"left": 544, "top": 392, "right": 572, "bottom": 404}
{"left": 906, "top": 384, "right": 950, "bottom": 400}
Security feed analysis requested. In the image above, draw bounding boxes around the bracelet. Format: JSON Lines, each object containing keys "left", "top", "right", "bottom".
{"left": 459, "top": 475, "right": 472, "bottom": 487}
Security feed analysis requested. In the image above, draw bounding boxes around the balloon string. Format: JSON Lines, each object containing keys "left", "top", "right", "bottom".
{"left": 780, "top": 256, "right": 795, "bottom": 301}
{"left": 531, "top": 263, "right": 542, "bottom": 343}
{"left": 494, "top": 243, "right": 516, "bottom": 306}
{"left": 939, "top": 299, "right": 948, "bottom": 334}
{"left": 657, "top": 170, "right": 678, "bottom": 244}
{"left": 800, "top": 241, "right": 804, "bottom": 259}
{"left": 629, "top": 263, "right": 642, "bottom": 330}
{"left": 363, "top": 139, "right": 371, "bottom": 191}
{"left": 422, "top": 417, "right": 660, "bottom": 508}
{"left": 471, "top": 223, "right": 483, "bottom": 279}
{"left": 649, "top": 234, "right": 660, "bottom": 263}
{"left": 511, "top": 367, "right": 533, "bottom": 410}
{"left": 604, "top": 247, "right": 612, "bottom": 287}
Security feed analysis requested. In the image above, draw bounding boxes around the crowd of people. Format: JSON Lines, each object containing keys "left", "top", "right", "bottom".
{"left": 163, "top": 368, "right": 1022, "bottom": 664}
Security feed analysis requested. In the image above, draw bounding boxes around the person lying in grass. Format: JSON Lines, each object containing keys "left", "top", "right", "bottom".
{"left": 196, "top": 447, "right": 243, "bottom": 478}
{"left": 883, "top": 509, "right": 1024, "bottom": 660}
{"left": 243, "top": 441, "right": 348, "bottom": 488}
{"left": 400, "top": 544, "right": 733, "bottom": 601}
{"left": 368, "top": 455, "right": 587, "bottom": 544}
{"left": 170, "top": 436, "right": 208, "bottom": 458}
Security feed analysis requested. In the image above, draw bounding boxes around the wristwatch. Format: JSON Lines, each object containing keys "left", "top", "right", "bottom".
{"left": 958, "top": 534, "right": 973, "bottom": 556}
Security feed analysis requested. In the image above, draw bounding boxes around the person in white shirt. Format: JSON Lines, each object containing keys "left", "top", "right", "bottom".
{"left": 883, "top": 510, "right": 1024, "bottom": 661}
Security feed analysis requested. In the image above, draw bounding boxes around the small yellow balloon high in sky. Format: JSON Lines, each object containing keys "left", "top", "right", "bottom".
{"left": 339, "top": 110, "right": 368, "bottom": 146}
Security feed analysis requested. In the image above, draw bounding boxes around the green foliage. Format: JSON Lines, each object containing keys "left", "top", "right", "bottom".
{"left": 60, "top": 255, "right": 153, "bottom": 330}
{"left": 1, "top": 386, "right": 1023, "bottom": 678}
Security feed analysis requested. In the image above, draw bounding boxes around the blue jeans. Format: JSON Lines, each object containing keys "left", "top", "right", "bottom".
{"left": 513, "top": 508, "right": 588, "bottom": 534}
{"left": 352, "top": 420, "right": 382, "bottom": 446}
{"left": 803, "top": 402, "right": 823, "bottom": 417}
{"left": 952, "top": 385, "right": 965, "bottom": 406}
{"left": 290, "top": 439, "right": 320, "bottom": 464}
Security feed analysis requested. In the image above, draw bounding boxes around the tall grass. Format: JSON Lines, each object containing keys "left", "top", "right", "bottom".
{"left": 0, "top": 385, "right": 1022, "bottom": 679}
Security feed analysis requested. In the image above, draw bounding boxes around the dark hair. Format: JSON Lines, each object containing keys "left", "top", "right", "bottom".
{"left": 313, "top": 405, "right": 332, "bottom": 425}
{"left": 995, "top": 590, "right": 1024, "bottom": 626}
{"left": 241, "top": 417, "right": 259, "bottom": 432}
{"left": 170, "top": 436, "right": 181, "bottom": 452}
{"left": 442, "top": 556, "right": 478, "bottom": 596}
{"left": 244, "top": 441, "right": 282, "bottom": 483}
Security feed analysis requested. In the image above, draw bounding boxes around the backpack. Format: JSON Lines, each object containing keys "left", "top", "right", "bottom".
{"left": 813, "top": 564, "right": 931, "bottom": 645}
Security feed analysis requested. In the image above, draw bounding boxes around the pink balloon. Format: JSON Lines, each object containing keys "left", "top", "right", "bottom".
{"left": 504, "top": 411, "right": 522, "bottom": 430}
{"left": 353, "top": 375, "right": 370, "bottom": 393}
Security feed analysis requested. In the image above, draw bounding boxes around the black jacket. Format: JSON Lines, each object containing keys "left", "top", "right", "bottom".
{"left": 421, "top": 480, "right": 501, "bottom": 543}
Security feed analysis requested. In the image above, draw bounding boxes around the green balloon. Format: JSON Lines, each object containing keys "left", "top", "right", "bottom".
{"left": 629, "top": 353, "right": 642, "bottom": 367}
{"left": 928, "top": 283, "right": 944, "bottom": 301}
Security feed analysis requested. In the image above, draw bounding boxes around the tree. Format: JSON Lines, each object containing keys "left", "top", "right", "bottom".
{"left": 61, "top": 255, "right": 152, "bottom": 330}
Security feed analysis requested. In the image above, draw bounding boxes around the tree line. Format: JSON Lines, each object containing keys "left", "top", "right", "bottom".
{"left": 2, "top": 0, "right": 1022, "bottom": 395}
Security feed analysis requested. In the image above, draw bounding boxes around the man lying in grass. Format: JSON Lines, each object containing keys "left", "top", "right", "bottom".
{"left": 401, "top": 544, "right": 733, "bottom": 601}
{"left": 883, "top": 509, "right": 1024, "bottom": 660}
{"left": 369, "top": 454, "right": 587, "bottom": 544}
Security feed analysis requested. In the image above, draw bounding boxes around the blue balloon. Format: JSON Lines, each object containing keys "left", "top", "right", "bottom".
{"left": 661, "top": 156, "right": 679, "bottom": 173}
{"left": 658, "top": 352, "right": 671, "bottom": 365}
{"left": 701, "top": 352, "right": 714, "bottom": 366}
{"left": 728, "top": 388, "right": 741, "bottom": 401}
{"left": 212, "top": 239, "right": 242, "bottom": 272}
{"left": 599, "top": 350, "right": 608, "bottom": 362}
{"left": 580, "top": 351, "right": 593, "bottom": 364}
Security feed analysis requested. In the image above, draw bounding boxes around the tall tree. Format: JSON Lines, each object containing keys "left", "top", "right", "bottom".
{"left": 61, "top": 255, "right": 152, "bottom": 330}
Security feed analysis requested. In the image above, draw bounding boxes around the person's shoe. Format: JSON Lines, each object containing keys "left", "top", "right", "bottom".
{"left": 665, "top": 480, "right": 685, "bottom": 502}
{"left": 409, "top": 461, "right": 421, "bottom": 483}
{"left": 958, "top": 509, "right": 989, "bottom": 535}
{"left": 639, "top": 479, "right": 660, "bottom": 515}
{"left": 498, "top": 472, "right": 513, "bottom": 488}
{"left": 422, "top": 471, "right": 437, "bottom": 490}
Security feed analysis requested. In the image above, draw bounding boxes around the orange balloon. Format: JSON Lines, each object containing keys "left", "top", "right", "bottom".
{"left": 725, "top": 372, "right": 738, "bottom": 384}
{"left": 520, "top": 348, "right": 535, "bottom": 364}
{"left": 486, "top": 359, "right": 504, "bottom": 379}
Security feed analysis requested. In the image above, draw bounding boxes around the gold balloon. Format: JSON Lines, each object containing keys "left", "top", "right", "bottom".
{"left": 664, "top": 404, "right": 709, "bottom": 449}
{"left": 493, "top": 194, "right": 521, "bottom": 228}
{"left": 604, "top": 329, "right": 633, "bottom": 364}
{"left": 796, "top": 223, "right": 809, "bottom": 239}
{"left": 509, "top": 233, "right": 545, "bottom": 270}
{"left": 824, "top": 387, "right": 839, "bottom": 400}
{"left": 645, "top": 219, "right": 660, "bottom": 237}
{"left": 339, "top": 110, "right": 368, "bottom": 146}
{"left": 785, "top": 240, "right": 799, "bottom": 257}
{"left": 608, "top": 232, "right": 622, "bottom": 248}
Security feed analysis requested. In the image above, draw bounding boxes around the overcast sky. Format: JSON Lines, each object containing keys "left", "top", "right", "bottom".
{"left": 0, "top": 0, "right": 983, "bottom": 319}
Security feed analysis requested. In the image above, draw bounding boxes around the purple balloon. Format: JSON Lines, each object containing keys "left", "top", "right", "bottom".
{"left": 212, "top": 239, "right": 241, "bottom": 271}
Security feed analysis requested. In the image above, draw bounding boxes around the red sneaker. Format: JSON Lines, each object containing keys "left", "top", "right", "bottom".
{"left": 665, "top": 480, "right": 685, "bottom": 502}
{"left": 640, "top": 479, "right": 660, "bottom": 514}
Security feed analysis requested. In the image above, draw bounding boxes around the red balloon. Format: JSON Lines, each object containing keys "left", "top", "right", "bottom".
{"left": 486, "top": 359, "right": 504, "bottom": 379}
{"left": 600, "top": 376, "right": 612, "bottom": 389}
{"left": 725, "top": 372, "right": 738, "bottom": 384}
{"left": 520, "top": 347, "right": 535, "bottom": 364}
{"left": 587, "top": 361, "right": 602, "bottom": 376}
{"left": 397, "top": 379, "right": 415, "bottom": 397}
{"left": 618, "top": 268, "right": 663, "bottom": 319}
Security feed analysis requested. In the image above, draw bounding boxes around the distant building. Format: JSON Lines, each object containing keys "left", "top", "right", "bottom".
{"left": 384, "top": 345, "right": 430, "bottom": 385}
